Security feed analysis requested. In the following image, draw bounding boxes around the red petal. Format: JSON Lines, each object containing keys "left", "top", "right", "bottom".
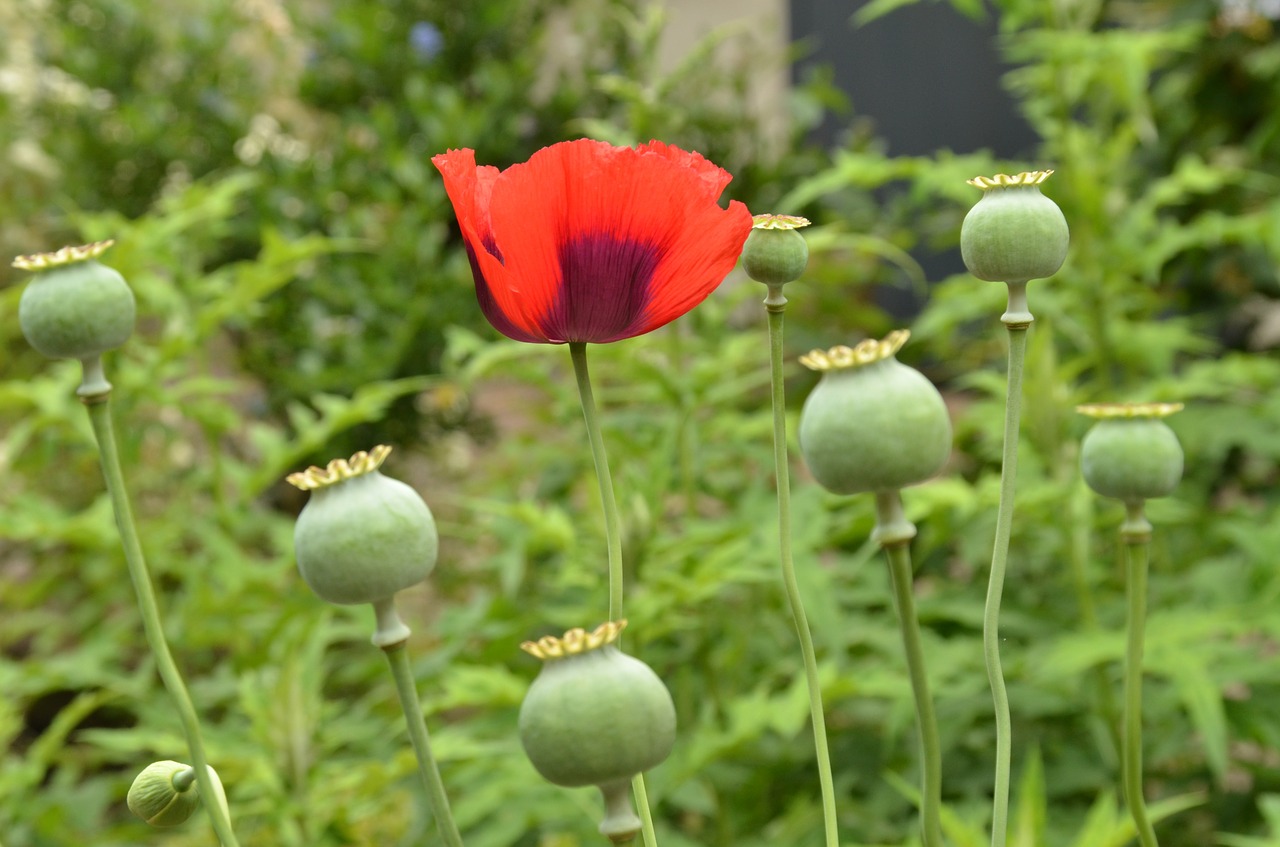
{"left": 636, "top": 140, "right": 734, "bottom": 199}
{"left": 432, "top": 149, "right": 546, "bottom": 342}
{"left": 482, "top": 139, "right": 752, "bottom": 342}
{"left": 629, "top": 196, "right": 752, "bottom": 337}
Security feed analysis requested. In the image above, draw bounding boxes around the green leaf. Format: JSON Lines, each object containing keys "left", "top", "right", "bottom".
{"left": 1165, "top": 660, "right": 1230, "bottom": 786}
{"left": 1012, "top": 747, "right": 1047, "bottom": 847}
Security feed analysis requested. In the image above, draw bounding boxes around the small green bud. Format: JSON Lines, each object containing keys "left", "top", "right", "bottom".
{"left": 741, "top": 214, "right": 810, "bottom": 285}
{"left": 518, "top": 621, "right": 675, "bottom": 843}
{"left": 798, "top": 330, "right": 952, "bottom": 495}
{"left": 1078, "top": 403, "right": 1184, "bottom": 502}
{"left": 15, "top": 241, "right": 136, "bottom": 360}
{"left": 961, "top": 171, "right": 1069, "bottom": 283}
{"left": 127, "top": 761, "right": 226, "bottom": 828}
{"left": 287, "top": 445, "right": 438, "bottom": 605}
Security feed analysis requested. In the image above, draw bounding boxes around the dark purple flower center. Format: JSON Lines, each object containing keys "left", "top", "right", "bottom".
{"left": 541, "top": 231, "right": 661, "bottom": 343}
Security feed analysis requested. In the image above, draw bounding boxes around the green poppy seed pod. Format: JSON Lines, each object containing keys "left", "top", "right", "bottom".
{"left": 127, "top": 761, "right": 226, "bottom": 828}
{"left": 798, "top": 330, "right": 952, "bottom": 495}
{"left": 15, "top": 241, "right": 136, "bottom": 360}
{"left": 287, "top": 445, "right": 438, "bottom": 605}
{"left": 519, "top": 621, "right": 675, "bottom": 842}
{"left": 742, "top": 214, "right": 811, "bottom": 285}
{"left": 1078, "top": 403, "right": 1184, "bottom": 502}
{"left": 961, "top": 171, "right": 1069, "bottom": 283}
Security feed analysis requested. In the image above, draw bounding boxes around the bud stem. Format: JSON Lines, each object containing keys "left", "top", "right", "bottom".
{"left": 599, "top": 778, "right": 644, "bottom": 845}
{"left": 763, "top": 282, "right": 788, "bottom": 310}
{"left": 371, "top": 596, "right": 412, "bottom": 648}
{"left": 83, "top": 389, "right": 240, "bottom": 847}
{"left": 381, "top": 639, "right": 465, "bottom": 847}
{"left": 78, "top": 355, "right": 113, "bottom": 400}
{"left": 984, "top": 322, "right": 1029, "bottom": 847}
{"left": 874, "top": 490, "right": 943, "bottom": 847}
{"left": 1001, "top": 281, "right": 1034, "bottom": 329}
{"left": 172, "top": 766, "right": 198, "bottom": 793}
{"left": 765, "top": 298, "right": 840, "bottom": 847}
{"left": 1122, "top": 514, "right": 1160, "bottom": 847}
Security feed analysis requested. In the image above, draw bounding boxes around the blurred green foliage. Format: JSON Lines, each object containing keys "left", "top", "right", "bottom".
{"left": 2, "top": 0, "right": 1280, "bottom": 845}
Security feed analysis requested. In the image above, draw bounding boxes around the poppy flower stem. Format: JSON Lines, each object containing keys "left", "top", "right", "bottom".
{"left": 567, "top": 341, "right": 660, "bottom": 847}
{"left": 764, "top": 286, "right": 840, "bottom": 847}
{"left": 873, "top": 491, "right": 944, "bottom": 847}
{"left": 79, "top": 365, "right": 241, "bottom": 847}
{"left": 985, "top": 308, "right": 1031, "bottom": 847}
{"left": 1120, "top": 504, "right": 1160, "bottom": 847}
{"left": 569, "top": 342, "right": 625, "bottom": 622}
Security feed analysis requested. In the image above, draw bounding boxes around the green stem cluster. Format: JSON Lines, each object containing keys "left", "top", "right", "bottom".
{"left": 80, "top": 361, "right": 241, "bottom": 847}
{"left": 874, "top": 491, "right": 944, "bottom": 847}
{"left": 569, "top": 341, "right": 659, "bottom": 847}
{"left": 985, "top": 288, "right": 1032, "bottom": 847}
{"left": 1121, "top": 505, "right": 1160, "bottom": 847}
{"left": 765, "top": 286, "right": 841, "bottom": 847}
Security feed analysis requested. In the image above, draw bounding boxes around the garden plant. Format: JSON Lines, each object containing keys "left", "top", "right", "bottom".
{"left": 3, "top": 1, "right": 1280, "bottom": 847}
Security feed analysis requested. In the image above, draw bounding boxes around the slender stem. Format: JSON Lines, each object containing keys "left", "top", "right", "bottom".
{"left": 874, "top": 491, "right": 943, "bottom": 847}
{"left": 570, "top": 341, "right": 625, "bottom": 623}
{"left": 632, "top": 770, "right": 658, "bottom": 847}
{"left": 1121, "top": 504, "right": 1159, "bottom": 847}
{"left": 80, "top": 370, "right": 240, "bottom": 847}
{"left": 985, "top": 291, "right": 1032, "bottom": 847}
{"left": 567, "top": 341, "right": 659, "bottom": 847}
{"left": 764, "top": 285, "right": 841, "bottom": 847}
{"left": 380, "top": 631, "right": 465, "bottom": 847}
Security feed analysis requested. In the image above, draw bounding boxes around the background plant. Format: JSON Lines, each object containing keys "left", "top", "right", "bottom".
{"left": 3, "top": 0, "right": 1280, "bottom": 845}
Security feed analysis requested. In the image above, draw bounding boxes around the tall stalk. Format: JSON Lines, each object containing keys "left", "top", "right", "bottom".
{"left": 80, "top": 359, "right": 241, "bottom": 847}
{"left": 1121, "top": 504, "right": 1160, "bottom": 847}
{"left": 570, "top": 342, "right": 625, "bottom": 623}
{"left": 765, "top": 285, "right": 840, "bottom": 847}
{"left": 568, "top": 341, "right": 659, "bottom": 847}
{"left": 874, "top": 491, "right": 944, "bottom": 847}
{"left": 985, "top": 283, "right": 1032, "bottom": 847}
{"left": 376, "top": 598, "right": 465, "bottom": 847}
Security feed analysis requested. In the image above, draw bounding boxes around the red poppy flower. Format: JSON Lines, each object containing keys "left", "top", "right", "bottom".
{"left": 432, "top": 139, "right": 752, "bottom": 344}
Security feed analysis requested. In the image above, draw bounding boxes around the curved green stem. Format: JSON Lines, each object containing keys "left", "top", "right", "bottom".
{"left": 378, "top": 604, "right": 464, "bottom": 847}
{"left": 1121, "top": 504, "right": 1159, "bottom": 847}
{"left": 875, "top": 491, "right": 943, "bottom": 847}
{"left": 80, "top": 363, "right": 240, "bottom": 847}
{"left": 985, "top": 289, "right": 1032, "bottom": 847}
{"left": 568, "top": 341, "right": 659, "bottom": 847}
{"left": 765, "top": 285, "right": 840, "bottom": 847}
{"left": 570, "top": 342, "right": 625, "bottom": 623}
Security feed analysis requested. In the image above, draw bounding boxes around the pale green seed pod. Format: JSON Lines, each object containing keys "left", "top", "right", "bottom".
{"left": 518, "top": 622, "right": 675, "bottom": 843}
{"left": 127, "top": 761, "right": 226, "bottom": 828}
{"left": 287, "top": 445, "right": 438, "bottom": 605}
{"left": 1078, "top": 403, "right": 1184, "bottom": 502}
{"left": 742, "top": 214, "right": 811, "bottom": 286}
{"left": 798, "top": 330, "right": 952, "bottom": 495}
{"left": 961, "top": 171, "right": 1069, "bottom": 283}
{"left": 519, "top": 621, "right": 675, "bottom": 788}
{"left": 15, "top": 240, "right": 136, "bottom": 360}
